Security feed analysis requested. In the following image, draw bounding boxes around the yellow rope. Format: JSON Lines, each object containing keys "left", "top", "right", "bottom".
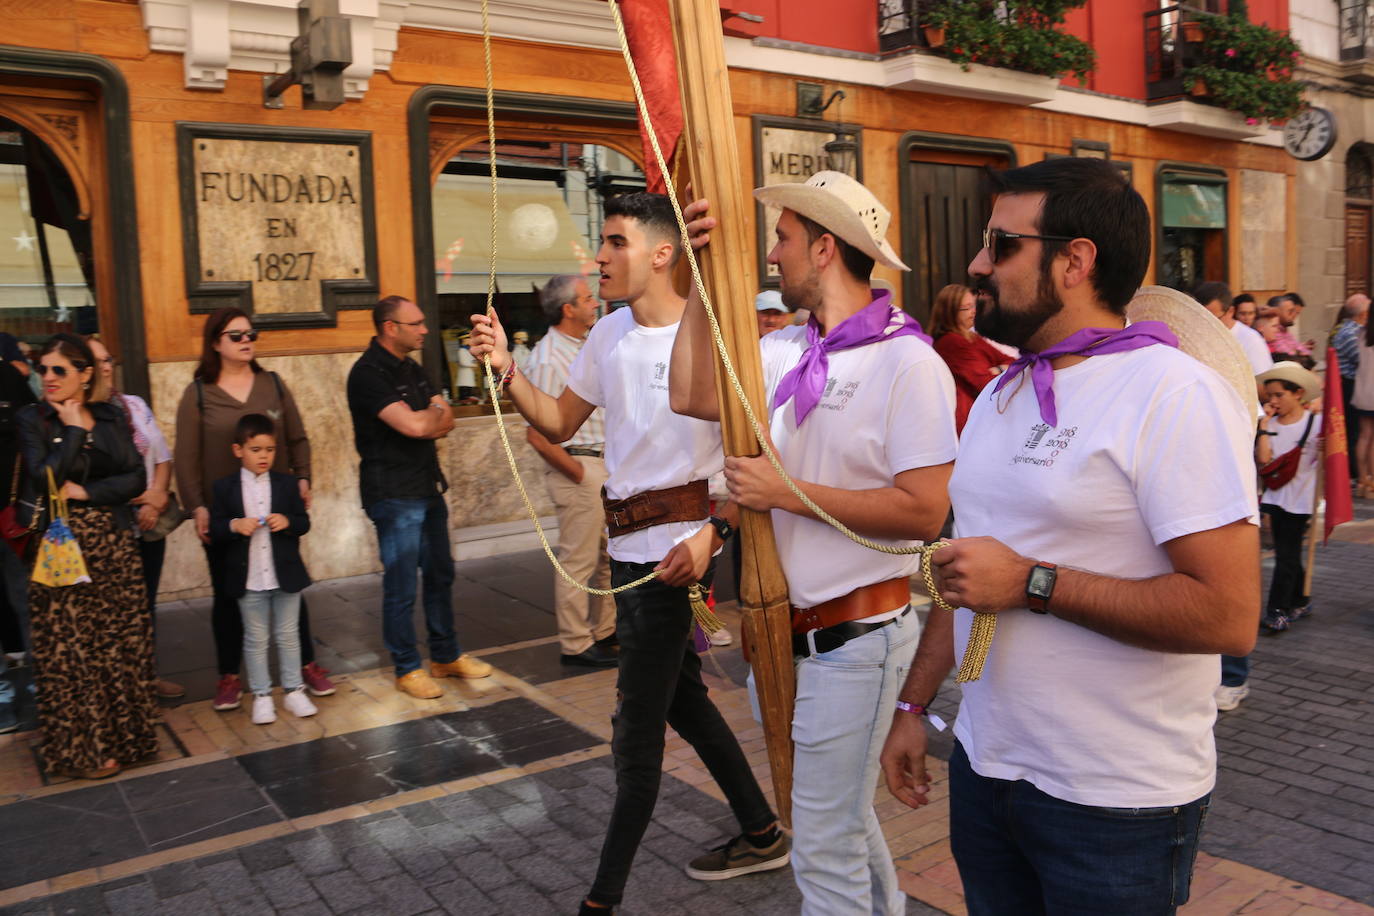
{"left": 471, "top": 0, "right": 991, "bottom": 678}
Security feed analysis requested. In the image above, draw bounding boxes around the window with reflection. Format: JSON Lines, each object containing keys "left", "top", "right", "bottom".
{"left": 0, "top": 118, "right": 97, "bottom": 370}
{"left": 431, "top": 140, "right": 643, "bottom": 412}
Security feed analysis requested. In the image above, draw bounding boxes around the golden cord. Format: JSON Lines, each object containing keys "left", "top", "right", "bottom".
{"left": 472, "top": 0, "right": 991, "bottom": 679}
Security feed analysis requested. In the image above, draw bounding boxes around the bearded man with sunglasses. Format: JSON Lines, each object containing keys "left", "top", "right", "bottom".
{"left": 346, "top": 295, "right": 492, "bottom": 701}
{"left": 880, "top": 158, "right": 1260, "bottom": 914}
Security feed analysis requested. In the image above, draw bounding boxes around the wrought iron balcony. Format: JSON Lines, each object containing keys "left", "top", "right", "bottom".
{"left": 1145, "top": 4, "right": 1215, "bottom": 102}
{"left": 878, "top": 0, "right": 943, "bottom": 55}
{"left": 1341, "top": 0, "right": 1372, "bottom": 62}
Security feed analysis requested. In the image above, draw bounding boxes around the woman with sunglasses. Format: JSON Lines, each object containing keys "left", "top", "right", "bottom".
{"left": 87, "top": 336, "right": 184, "bottom": 700}
{"left": 928, "top": 283, "right": 1013, "bottom": 434}
{"left": 174, "top": 308, "right": 333, "bottom": 711}
{"left": 15, "top": 334, "right": 158, "bottom": 779}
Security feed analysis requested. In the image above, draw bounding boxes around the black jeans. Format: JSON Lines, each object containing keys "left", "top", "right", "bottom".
{"left": 1264, "top": 505, "right": 1310, "bottom": 613}
{"left": 138, "top": 538, "right": 166, "bottom": 640}
{"left": 203, "top": 541, "right": 315, "bottom": 676}
{"left": 588, "top": 560, "right": 775, "bottom": 906}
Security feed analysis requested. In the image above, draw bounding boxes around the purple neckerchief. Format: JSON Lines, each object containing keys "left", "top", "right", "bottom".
{"left": 992, "top": 321, "right": 1179, "bottom": 427}
{"left": 772, "top": 290, "right": 931, "bottom": 425}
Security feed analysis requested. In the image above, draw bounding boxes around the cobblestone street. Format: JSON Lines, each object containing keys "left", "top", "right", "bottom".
{"left": 0, "top": 499, "right": 1372, "bottom": 915}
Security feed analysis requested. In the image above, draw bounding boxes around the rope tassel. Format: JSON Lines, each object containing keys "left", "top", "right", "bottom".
{"left": 688, "top": 584, "right": 725, "bottom": 635}
{"left": 955, "top": 614, "right": 996, "bottom": 683}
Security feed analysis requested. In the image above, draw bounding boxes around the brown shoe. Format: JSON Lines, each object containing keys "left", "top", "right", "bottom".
{"left": 430, "top": 654, "right": 493, "bottom": 680}
{"left": 62, "top": 761, "right": 122, "bottom": 780}
{"left": 395, "top": 669, "right": 443, "bottom": 699}
{"left": 155, "top": 679, "right": 186, "bottom": 699}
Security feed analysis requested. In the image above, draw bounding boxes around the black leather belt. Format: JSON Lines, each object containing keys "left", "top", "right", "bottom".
{"left": 792, "top": 606, "right": 911, "bottom": 657}
{"left": 566, "top": 447, "right": 603, "bottom": 458}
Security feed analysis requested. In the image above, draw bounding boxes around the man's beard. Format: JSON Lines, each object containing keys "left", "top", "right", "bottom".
{"left": 780, "top": 264, "right": 822, "bottom": 315}
{"left": 970, "top": 269, "right": 1064, "bottom": 351}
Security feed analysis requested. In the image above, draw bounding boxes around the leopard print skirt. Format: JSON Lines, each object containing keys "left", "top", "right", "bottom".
{"left": 27, "top": 504, "right": 158, "bottom": 773}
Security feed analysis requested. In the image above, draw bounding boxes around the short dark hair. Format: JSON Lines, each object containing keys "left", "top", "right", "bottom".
{"left": 1267, "top": 294, "right": 1289, "bottom": 309}
{"left": 195, "top": 307, "right": 261, "bottom": 384}
{"left": 1192, "top": 281, "right": 1233, "bottom": 311}
{"left": 796, "top": 213, "right": 875, "bottom": 284}
{"left": 1284, "top": 291, "right": 1306, "bottom": 308}
{"left": 985, "top": 158, "right": 1149, "bottom": 313}
{"left": 1264, "top": 378, "right": 1302, "bottom": 395}
{"left": 603, "top": 192, "right": 681, "bottom": 265}
{"left": 1232, "top": 293, "right": 1255, "bottom": 307}
{"left": 234, "top": 412, "right": 276, "bottom": 445}
{"left": 373, "top": 295, "right": 410, "bottom": 333}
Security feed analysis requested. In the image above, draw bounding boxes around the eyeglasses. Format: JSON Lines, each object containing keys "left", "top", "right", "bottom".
{"left": 38, "top": 364, "right": 74, "bottom": 378}
{"left": 982, "top": 227, "right": 1076, "bottom": 265}
{"left": 387, "top": 318, "right": 427, "bottom": 328}
{"left": 98, "top": 356, "right": 115, "bottom": 366}
{"left": 222, "top": 329, "right": 260, "bottom": 343}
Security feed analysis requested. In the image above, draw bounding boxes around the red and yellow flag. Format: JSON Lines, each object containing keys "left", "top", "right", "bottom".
{"left": 1324, "top": 346, "right": 1354, "bottom": 543}
{"left": 618, "top": 0, "right": 683, "bottom": 194}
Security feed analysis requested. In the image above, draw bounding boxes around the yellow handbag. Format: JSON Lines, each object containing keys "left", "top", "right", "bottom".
{"left": 31, "top": 467, "right": 91, "bottom": 588}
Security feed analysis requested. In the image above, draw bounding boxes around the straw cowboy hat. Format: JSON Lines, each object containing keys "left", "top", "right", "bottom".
{"left": 754, "top": 171, "right": 910, "bottom": 272}
{"left": 1125, "top": 285, "right": 1257, "bottom": 420}
{"left": 1258, "top": 361, "right": 1322, "bottom": 403}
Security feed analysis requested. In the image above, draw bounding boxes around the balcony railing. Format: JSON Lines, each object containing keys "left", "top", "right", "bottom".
{"left": 1145, "top": 5, "right": 1214, "bottom": 102}
{"left": 1341, "top": 0, "right": 1371, "bottom": 61}
{"left": 878, "top": 0, "right": 942, "bottom": 55}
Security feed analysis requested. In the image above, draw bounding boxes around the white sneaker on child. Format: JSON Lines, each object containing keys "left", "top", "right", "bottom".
{"left": 282, "top": 687, "right": 317, "bottom": 718}
{"left": 251, "top": 694, "right": 276, "bottom": 725}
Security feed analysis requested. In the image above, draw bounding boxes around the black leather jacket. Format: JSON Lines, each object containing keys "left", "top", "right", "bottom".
{"left": 15, "top": 400, "right": 144, "bottom": 532}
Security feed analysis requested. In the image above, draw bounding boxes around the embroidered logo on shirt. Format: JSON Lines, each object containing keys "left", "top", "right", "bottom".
{"left": 648, "top": 361, "right": 669, "bottom": 392}
{"left": 815, "top": 378, "right": 859, "bottom": 412}
{"left": 1012, "top": 424, "right": 1077, "bottom": 468}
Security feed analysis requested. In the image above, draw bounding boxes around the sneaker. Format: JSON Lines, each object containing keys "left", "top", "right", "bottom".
{"left": 430, "top": 655, "right": 493, "bottom": 680}
{"left": 213, "top": 674, "right": 243, "bottom": 711}
{"left": 282, "top": 687, "right": 318, "bottom": 718}
{"left": 250, "top": 694, "right": 276, "bottom": 725}
{"left": 1260, "top": 611, "right": 1290, "bottom": 634}
{"left": 708, "top": 627, "right": 733, "bottom": 647}
{"left": 1288, "top": 604, "right": 1313, "bottom": 622}
{"left": 561, "top": 645, "right": 618, "bottom": 668}
{"left": 301, "top": 662, "right": 336, "bottom": 696}
{"left": 155, "top": 679, "right": 186, "bottom": 699}
{"left": 685, "top": 831, "right": 791, "bottom": 881}
{"left": 396, "top": 669, "right": 443, "bottom": 699}
{"left": 1215, "top": 683, "right": 1250, "bottom": 711}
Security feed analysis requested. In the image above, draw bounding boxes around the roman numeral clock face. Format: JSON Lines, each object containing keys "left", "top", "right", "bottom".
{"left": 1283, "top": 107, "right": 1337, "bottom": 161}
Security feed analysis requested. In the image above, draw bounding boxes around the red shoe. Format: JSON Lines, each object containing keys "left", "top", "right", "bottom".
{"left": 212, "top": 674, "right": 243, "bottom": 711}
{"left": 301, "top": 662, "right": 336, "bottom": 697}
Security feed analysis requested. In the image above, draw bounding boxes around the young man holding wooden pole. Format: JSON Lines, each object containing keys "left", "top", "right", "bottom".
{"left": 670, "top": 172, "right": 958, "bottom": 914}
{"left": 468, "top": 192, "right": 786, "bottom": 914}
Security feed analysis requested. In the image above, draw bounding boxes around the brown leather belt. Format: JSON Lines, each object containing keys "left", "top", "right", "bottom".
{"left": 791, "top": 577, "right": 911, "bottom": 634}
{"left": 603, "top": 479, "right": 709, "bottom": 539}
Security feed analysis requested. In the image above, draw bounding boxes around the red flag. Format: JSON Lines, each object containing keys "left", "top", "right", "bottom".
{"left": 1323, "top": 346, "right": 1354, "bottom": 543}
{"left": 619, "top": 0, "right": 682, "bottom": 193}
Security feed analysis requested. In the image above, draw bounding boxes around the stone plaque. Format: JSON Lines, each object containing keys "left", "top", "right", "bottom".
{"left": 177, "top": 123, "right": 378, "bottom": 327}
{"left": 1240, "top": 168, "right": 1287, "bottom": 292}
{"left": 753, "top": 117, "right": 861, "bottom": 282}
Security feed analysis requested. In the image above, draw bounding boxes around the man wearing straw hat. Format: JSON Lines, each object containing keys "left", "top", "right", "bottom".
{"left": 468, "top": 192, "right": 785, "bottom": 915}
{"left": 880, "top": 158, "right": 1260, "bottom": 913}
{"left": 671, "top": 171, "right": 958, "bottom": 914}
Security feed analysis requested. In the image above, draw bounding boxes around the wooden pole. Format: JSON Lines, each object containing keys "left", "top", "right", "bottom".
{"left": 1302, "top": 433, "right": 1325, "bottom": 598}
{"left": 667, "top": 0, "right": 796, "bottom": 828}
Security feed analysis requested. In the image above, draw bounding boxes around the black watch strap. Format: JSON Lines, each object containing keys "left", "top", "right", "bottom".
{"left": 708, "top": 515, "right": 734, "bottom": 542}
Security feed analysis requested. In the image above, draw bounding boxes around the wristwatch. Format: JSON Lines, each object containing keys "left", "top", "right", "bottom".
{"left": 1026, "top": 562, "right": 1058, "bottom": 614}
{"left": 707, "top": 515, "right": 735, "bottom": 542}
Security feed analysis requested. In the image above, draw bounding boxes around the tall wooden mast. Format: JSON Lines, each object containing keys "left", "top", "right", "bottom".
{"left": 667, "top": 0, "right": 796, "bottom": 827}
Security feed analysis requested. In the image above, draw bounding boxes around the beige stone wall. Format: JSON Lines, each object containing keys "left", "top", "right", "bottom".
{"left": 147, "top": 353, "right": 554, "bottom": 599}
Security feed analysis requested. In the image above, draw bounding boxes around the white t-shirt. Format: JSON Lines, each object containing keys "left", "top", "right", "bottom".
{"left": 1230, "top": 320, "right": 1273, "bottom": 375}
{"left": 760, "top": 324, "right": 958, "bottom": 610}
{"left": 565, "top": 307, "right": 721, "bottom": 563}
{"left": 949, "top": 345, "right": 1258, "bottom": 808}
{"left": 1260, "top": 411, "right": 1322, "bottom": 515}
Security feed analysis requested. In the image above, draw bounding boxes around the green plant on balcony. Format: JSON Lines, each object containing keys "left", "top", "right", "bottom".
{"left": 1181, "top": 8, "right": 1303, "bottom": 124}
{"left": 922, "top": 0, "right": 1095, "bottom": 83}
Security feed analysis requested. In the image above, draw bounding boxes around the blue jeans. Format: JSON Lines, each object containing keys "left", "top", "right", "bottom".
{"left": 239, "top": 589, "right": 304, "bottom": 695}
{"left": 949, "top": 741, "right": 1209, "bottom": 915}
{"left": 1220, "top": 654, "right": 1248, "bottom": 688}
{"left": 791, "top": 609, "right": 918, "bottom": 915}
{"left": 365, "top": 496, "right": 459, "bottom": 676}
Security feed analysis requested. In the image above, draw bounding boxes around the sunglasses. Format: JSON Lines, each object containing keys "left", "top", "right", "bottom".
{"left": 386, "top": 318, "right": 427, "bottom": 329}
{"left": 982, "top": 227, "right": 1076, "bottom": 265}
{"left": 38, "top": 363, "right": 83, "bottom": 378}
{"left": 222, "top": 329, "right": 260, "bottom": 343}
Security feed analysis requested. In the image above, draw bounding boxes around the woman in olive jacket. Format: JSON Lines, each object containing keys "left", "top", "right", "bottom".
{"left": 16, "top": 334, "right": 157, "bottom": 779}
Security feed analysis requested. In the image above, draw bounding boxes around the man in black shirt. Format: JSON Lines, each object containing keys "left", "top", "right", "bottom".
{"left": 346, "top": 296, "right": 492, "bottom": 699}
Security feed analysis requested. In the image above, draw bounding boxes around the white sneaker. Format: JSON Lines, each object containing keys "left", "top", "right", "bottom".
{"left": 1215, "top": 683, "right": 1249, "bottom": 711}
{"left": 708, "top": 627, "right": 733, "bottom": 647}
{"left": 282, "top": 687, "right": 317, "bottom": 718}
{"left": 251, "top": 694, "right": 277, "bottom": 725}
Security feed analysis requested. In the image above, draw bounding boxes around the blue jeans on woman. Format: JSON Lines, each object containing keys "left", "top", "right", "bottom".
{"left": 949, "top": 740, "right": 1209, "bottom": 915}
{"left": 240, "top": 589, "right": 304, "bottom": 695}
{"left": 364, "top": 495, "right": 459, "bottom": 676}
